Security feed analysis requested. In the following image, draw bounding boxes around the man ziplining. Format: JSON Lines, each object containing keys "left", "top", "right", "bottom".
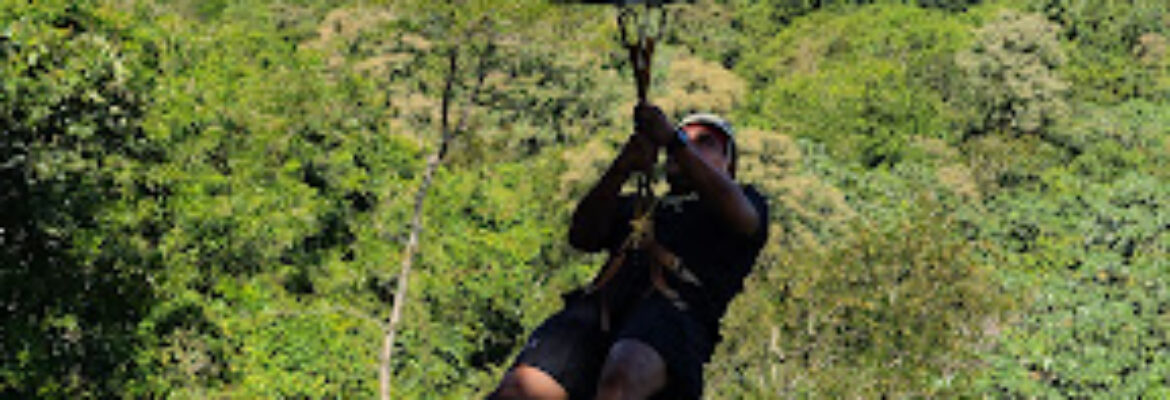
{"left": 489, "top": 2, "right": 768, "bottom": 398}
{"left": 489, "top": 104, "right": 770, "bottom": 399}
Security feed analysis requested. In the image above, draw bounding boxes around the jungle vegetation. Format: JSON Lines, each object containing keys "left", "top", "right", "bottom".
{"left": 2, "top": 0, "right": 1168, "bottom": 397}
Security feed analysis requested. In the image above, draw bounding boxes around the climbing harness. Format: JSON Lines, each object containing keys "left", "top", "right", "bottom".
{"left": 560, "top": 0, "right": 695, "bottom": 332}
{"left": 585, "top": 191, "right": 702, "bottom": 331}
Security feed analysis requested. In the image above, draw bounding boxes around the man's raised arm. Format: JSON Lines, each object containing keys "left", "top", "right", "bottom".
{"left": 568, "top": 133, "right": 658, "bottom": 252}
{"left": 634, "top": 103, "right": 760, "bottom": 238}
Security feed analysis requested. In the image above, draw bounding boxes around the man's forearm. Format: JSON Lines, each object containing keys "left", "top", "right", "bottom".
{"left": 568, "top": 158, "right": 632, "bottom": 252}
{"left": 670, "top": 145, "right": 760, "bottom": 237}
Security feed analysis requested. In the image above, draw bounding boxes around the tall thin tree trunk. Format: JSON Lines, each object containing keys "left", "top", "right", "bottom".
{"left": 380, "top": 37, "right": 492, "bottom": 400}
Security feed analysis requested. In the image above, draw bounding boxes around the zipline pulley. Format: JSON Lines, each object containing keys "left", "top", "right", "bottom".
{"left": 553, "top": 0, "right": 671, "bottom": 103}
{"left": 616, "top": 2, "right": 667, "bottom": 103}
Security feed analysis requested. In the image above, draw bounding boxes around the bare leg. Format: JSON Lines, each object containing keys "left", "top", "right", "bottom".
{"left": 594, "top": 339, "right": 667, "bottom": 400}
{"left": 489, "top": 363, "right": 568, "bottom": 400}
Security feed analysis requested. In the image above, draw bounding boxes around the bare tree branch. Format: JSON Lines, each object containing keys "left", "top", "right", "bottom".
{"left": 379, "top": 24, "right": 495, "bottom": 400}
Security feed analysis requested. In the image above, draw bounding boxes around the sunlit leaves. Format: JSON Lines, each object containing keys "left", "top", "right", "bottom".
{"left": 736, "top": 5, "right": 971, "bottom": 167}
{"left": 710, "top": 197, "right": 1008, "bottom": 398}
{"left": 956, "top": 10, "right": 1069, "bottom": 136}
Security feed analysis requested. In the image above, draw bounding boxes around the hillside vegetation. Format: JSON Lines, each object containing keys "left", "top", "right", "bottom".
{"left": 2, "top": 0, "right": 1167, "bottom": 398}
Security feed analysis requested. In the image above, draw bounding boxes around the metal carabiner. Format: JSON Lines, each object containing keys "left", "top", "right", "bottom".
{"left": 618, "top": 3, "right": 664, "bottom": 102}
{"left": 617, "top": 6, "right": 639, "bottom": 49}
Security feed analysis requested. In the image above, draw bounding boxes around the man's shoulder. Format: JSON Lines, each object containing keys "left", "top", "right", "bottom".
{"left": 739, "top": 183, "right": 763, "bottom": 198}
{"left": 738, "top": 183, "right": 770, "bottom": 244}
{"left": 739, "top": 184, "right": 769, "bottom": 211}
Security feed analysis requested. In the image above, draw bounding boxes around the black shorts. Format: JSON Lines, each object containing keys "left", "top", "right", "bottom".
{"left": 511, "top": 290, "right": 714, "bottom": 399}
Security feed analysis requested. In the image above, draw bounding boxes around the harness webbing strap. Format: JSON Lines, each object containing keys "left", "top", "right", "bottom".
{"left": 586, "top": 190, "right": 702, "bottom": 332}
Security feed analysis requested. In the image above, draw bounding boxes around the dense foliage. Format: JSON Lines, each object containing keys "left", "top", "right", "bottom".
{"left": 2, "top": 0, "right": 1166, "bottom": 398}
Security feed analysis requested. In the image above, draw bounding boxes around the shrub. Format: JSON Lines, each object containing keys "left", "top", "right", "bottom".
{"left": 736, "top": 5, "right": 972, "bottom": 167}
{"left": 972, "top": 171, "right": 1169, "bottom": 396}
{"left": 708, "top": 196, "right": 1009, "bottom": 398}
{"left": 1, "top": 2, "right": 160, "bottom": 396}
{"left": 1025, "top": 0, "right": 1170, "bottom": 102}
{"left": 955, "top": 10, "right": 1069, "bottom": 136}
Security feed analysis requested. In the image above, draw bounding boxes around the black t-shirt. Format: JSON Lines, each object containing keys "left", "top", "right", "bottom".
{"left": 595, "top": 184, "right": 770, "bottom": 336}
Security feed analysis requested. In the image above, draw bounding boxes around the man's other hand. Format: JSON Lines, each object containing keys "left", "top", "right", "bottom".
{"left": 634, "top": 102, "right": 673, "bottom": 147}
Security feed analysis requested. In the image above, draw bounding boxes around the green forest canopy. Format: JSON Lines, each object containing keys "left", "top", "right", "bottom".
{"left": 2, "top": 0, "right": 1168, "bottom": 397}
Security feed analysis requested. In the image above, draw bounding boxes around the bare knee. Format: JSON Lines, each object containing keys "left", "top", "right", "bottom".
{"left": 596, "top": 339, "right": 666, "bottom": 400}
{"left": 490, "top": 364, "right": 567, "bottom": 400}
